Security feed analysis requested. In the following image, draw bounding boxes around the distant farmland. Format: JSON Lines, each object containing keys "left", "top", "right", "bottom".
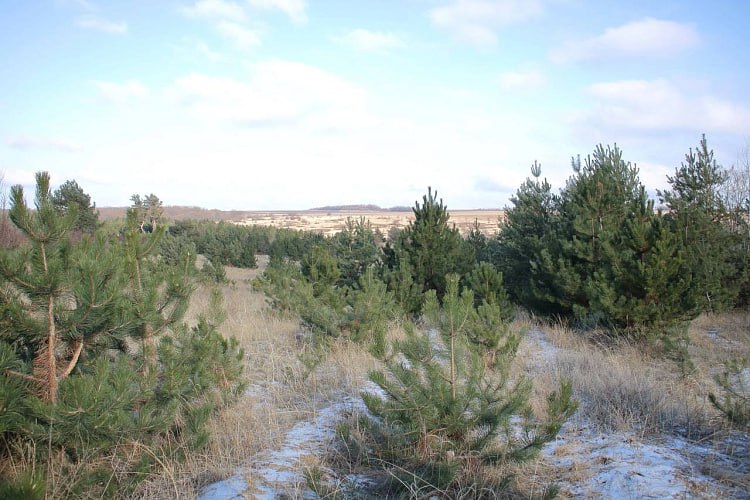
{"left": 98, "top": 206, "right": 505, "bottom": 236}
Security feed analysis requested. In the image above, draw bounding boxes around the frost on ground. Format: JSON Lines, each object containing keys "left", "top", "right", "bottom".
{"left": 200, "top": 384, "right": 385, "bottom": 499}
{"left": 201, "top": 329, "right": 748, "bottom": 499}
{"left": 526, "top": 328, "right": 750, "bottom": 499}
{"left": 542, "top": 421, "right": 727, "bottom": 498}
{"left": 199, "top": 400, "right": 354, "bottom": 499}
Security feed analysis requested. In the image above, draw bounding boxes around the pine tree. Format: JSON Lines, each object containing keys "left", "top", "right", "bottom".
{"left": 392, "top": 187, "right": 474, "bottom": 302}
{"left": 658, "top": 134, "right": 745, "bottom": 312}
{"left": 122, "top": 208, "right": 193, "bottom": 369}
{"left": 709, "top": 358, "right": 750, "bottom": 427}
{"left": 0, "top": 174, "right": 245, "bottom": 497}
{"left": 466, "top": 219, "right": 490, "bottom": 262}
{"left": 331, "top": 216, "right": 382, "bottom": 288}
{"left": 345, "top": 265, "right": 396, "bottom": 357}
{"left": 587, "top": 187, "right": 697, "bottom": 334}
{"left": 0, "top": 173, "right": 127, "bottom": 403}
{"left": 130, "top": 193, "right": 164, "bottom": 233}
{"left": 52, "top": 179, "right": 100, "bottom": 233}
{"left": 359, "top": 275, "right": 576, "bottom": 495}
{"left": 497, "top": 161, "right": 565, "bottom": 315}
{"left": 556, "top": 145, "right": 642, "bottom": 320}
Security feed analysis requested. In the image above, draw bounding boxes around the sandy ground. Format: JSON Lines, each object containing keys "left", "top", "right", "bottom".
{"left": 235, "top": 210, "right": 504, "bottom": 237}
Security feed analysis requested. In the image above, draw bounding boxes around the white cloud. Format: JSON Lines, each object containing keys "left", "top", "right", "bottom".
{"left": 215, "top": 21, "right": 261, "bottom": 48}
{"left": 175, "top": 37, "right": 225, "bottom": 61}
{"left": 430, "top": 0, "right": 544, "bottom": 46}
{"left": 55, "top": 0, "right": 95, "bottom": 11}
{"left": 180, "top": 0, "right": 247, "bottom": 22}
{"left": 498, "top": 69, "right": 545, "bottom": 90}
{"left": 76, "top": 16, "right": 128, "bottom": 34}
{"left": 246, "top": 0, "right": 307, "bottom": 24}
{"left": 550, "top": 18, "right": 700, "bottom": 64}
{"left": 577, "top": 78, "right": 750, "bottom": 135}
{"left": 334, "top": 29, "right": 404, "bottom": 52}
{"left": 180, "top": 1, "right": 262, "bottom": 49}
{"left": 172, "top": 59, "right": 369, "bottom": 130}
{"left": 94, "top": 80, "right": 150, "bottom": 102}
{"left": 6, "top": 136, "right": 81, "bottom": 152}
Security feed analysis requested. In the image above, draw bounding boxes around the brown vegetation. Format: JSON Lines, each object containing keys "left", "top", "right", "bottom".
{"left": 133, "top": 259, "right": 749, "bottom": 498}
{"left": 98, "top": 206, "right": 505, "bottom": 236}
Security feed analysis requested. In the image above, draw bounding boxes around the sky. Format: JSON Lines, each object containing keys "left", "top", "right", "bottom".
{"left": 1, "top": 0, "right": 749, "bottom": 210}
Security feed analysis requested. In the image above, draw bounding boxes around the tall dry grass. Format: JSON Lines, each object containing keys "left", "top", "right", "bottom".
{"left": 133, "top": 259, "right": 378, "bottom": 498}
{"left": 135, "top": 275, "right": 750, "bottom": 497}
{"left": 514, "top": 314, "right": 721, "bottom": 438}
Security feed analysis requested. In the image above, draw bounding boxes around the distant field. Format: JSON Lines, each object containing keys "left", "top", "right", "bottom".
{"left": 235, "top": 209, "right": 505, "bottom": 236}
{"left": 98, "top": 206, "right": 505, "bottom": 236}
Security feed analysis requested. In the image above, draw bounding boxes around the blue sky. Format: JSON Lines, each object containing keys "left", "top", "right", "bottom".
{"left": 2, "top": 0, "right": 749, "bottom": 210}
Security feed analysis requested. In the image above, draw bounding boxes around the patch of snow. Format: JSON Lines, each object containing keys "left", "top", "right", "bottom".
{"left": 201, "top": 327, "right": 748, "bottom": 499}
{"left": 198, "top": 475, "right": 247, "bottom": 500}
{"left": 200, "top": 389, "right": 376, "bottom": 499}
{"left": 527, "top": 328, "right": 746, "bottom": 498}
{"left": 542, "top": 422, "right": 724, "bottom": 498}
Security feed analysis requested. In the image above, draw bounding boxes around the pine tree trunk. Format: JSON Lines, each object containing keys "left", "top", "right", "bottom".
{"left": 450, "top": 331, "right": 456, "bottom": 401}
{"left": 41, "top": 243, "right": 58, "bottom": 403}
{"left": 46, "top": 295, "right": 58, "bottom": 403}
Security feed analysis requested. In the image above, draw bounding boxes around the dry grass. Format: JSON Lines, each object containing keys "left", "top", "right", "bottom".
{"left": 688, "top": 310, "right": 750, "bottom": 374}
{"left": 235, "top": 209, "right": 504, "bottom": 237}
{"left": 515, "top": 317, "right": 718, "bottom": 438}
{"left": 133, "top": 258, "right": 380, "bottom": 498}
{"left": 509, "top": 311, "right": 750, "bottom": 497}
{"left": 135, "top": 280, "right": 750, "bottom": 497}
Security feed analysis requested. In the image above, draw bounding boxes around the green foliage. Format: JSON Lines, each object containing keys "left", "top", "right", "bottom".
{"left": 356, "top": 275, "right": 576, "bottom": 496}
{"left": 466, "top": 219, "right": 492, "bottom": 263}
{"left": 159, "top": 232, "right": 197, "bottom": 268}
{"left": 556, "top": 145, "right": 643, "bottom": 320}
{"left": 0, "top": 172, "right": 123, "bottom": 403}
{"left": 257, "top": 254, "right": 396, "bottom": 354}
{"left": 52, "top": 179, "right": 100, "bottom": 233}
{"left": 330, "top": 217, "right": 383, "bottom": 288}
{"left": 130, "top": 193, "right": 164, "bottom": 233}
{"left": 0, "top": 472, "right": 45, "bottom": 500}
{"left": 390, "top": 187, "right": 474, "bottom": 306}
{"left": 499, "top": 146, "right": 706, "bottom": 338}
{"left": 0, "top": 343, "right": 36, "bottom": 437}
{"left": 464, "top": 261, "right": 513, "bottom": 317}
{"left": 659, "top": 134, "right": 747, "bottom": 312}
{"left": 586, "top": 189, "right": 697, "bottom": 336}
{"left": 709, "top": 358, "right": 750, "bottom": 427}
{"left": 382, "top": 247, "right": 424, "bottom": 315}
{"left": 345, "top": 266, "right": 396, "bottom": 357}
{"left": 201, "top": 255, "right": 229, "bottom": 284}
{"left": 122, "top": 209, "right": 194, "bottom": 368}
{"left": 253, "top": 257, "right": 305, "bottom": 313}
{"left": 497, "top": 161, "right": 564, "bottom": 315}
{"left": 0, "top": 173, "right": 245, "bottom": 497}
{"left": 301, "top": 244, "right": 341, "bottom": 296}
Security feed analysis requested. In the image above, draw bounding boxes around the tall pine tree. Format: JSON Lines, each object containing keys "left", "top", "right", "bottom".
{"left": 391, "top": 187, "right": 474, "bottom": 308}
{"left": 658, "top": 134, "right": 746, "bottom": 312}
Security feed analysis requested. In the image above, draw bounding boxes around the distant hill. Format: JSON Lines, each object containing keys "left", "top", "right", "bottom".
{"left": 309, "top": 204, "right": 414, "bottom": 212}
{"left": 308, "top": 204, "right": 383, "bottom": 211}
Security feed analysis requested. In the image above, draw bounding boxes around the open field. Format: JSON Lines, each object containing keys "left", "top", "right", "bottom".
{"left": 128, "top": 261, "right": 750, "bottom": 498}
{"left": 98, "top": 206, "right": 505, "bottom": 236}
{"left": 235, "top": 209, "right": 505, "bottom": 236}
